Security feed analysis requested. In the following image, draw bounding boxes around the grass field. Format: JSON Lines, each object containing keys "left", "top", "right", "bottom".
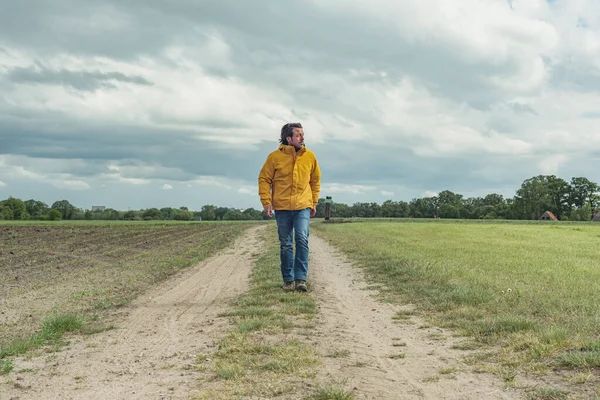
{"left": 0, "top": 221, "right": 255, "bottom": 368}
{"left": 312, "top": 219, "right": 600, "bottom": 388}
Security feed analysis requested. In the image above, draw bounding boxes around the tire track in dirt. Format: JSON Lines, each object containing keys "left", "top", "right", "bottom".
{"left": 309, "top": 233, "right": 522, "bottom": 400}
{"left": 2, "top": 225, "right": 266, "bottom": 400}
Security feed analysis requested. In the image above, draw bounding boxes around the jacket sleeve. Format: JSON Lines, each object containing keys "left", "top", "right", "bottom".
{"left": 310, "top": 156, "right": 321, "bottom": 207}
{"left": 258, "top": 154, "right": 274, "bottom": 207}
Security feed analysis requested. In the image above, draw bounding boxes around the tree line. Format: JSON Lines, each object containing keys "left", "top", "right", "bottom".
{"left": 320, "top": 175, "right": 599, "bottom": 221}
{"left": 0, "top": 175, "right": 598, "bottom": 221}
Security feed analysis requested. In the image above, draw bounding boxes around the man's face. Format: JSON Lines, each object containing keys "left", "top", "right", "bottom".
{"left": 286, "top": 128, "right": 304, "bottom": 149}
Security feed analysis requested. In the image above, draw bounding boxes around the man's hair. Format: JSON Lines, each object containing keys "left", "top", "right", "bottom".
{"left": 279, "top": 122, "right": 303, "bottom": 145}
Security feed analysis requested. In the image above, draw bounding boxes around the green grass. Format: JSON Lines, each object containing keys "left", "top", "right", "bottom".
{"left": 0, "top": 313, "right": 84, "bottom": 359}
{"left": 312, "top": 220, "right": 600, "bottom": 381}
{"left": 311, "top": 384, "right": 356, "bottom": 400}
{"left": 327, "top": 349, "right": 351, "bottom": 358}
{"left": 526, "top": 387, "right": 569, "bottom": 400}
{"left": 194, "top": 227, "right": 326, "bottom": 399}
{"left": 0, "top": 359, "right": 13, "bottom": 375}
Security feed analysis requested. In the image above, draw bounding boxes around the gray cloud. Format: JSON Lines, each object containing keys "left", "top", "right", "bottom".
{"left": 7, "top": 65, "right": 152, "bottom": 91}
{"left": 0, "top": 0, "right": 536, "bottom": 107}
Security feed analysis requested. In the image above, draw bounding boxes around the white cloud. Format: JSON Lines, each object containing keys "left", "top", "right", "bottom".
{"left": 161, "top": 184, "right": 172, "bottom": 190}
{"left": 191, "top": 176, "right": 232, "bottom": 189}
{"left": 0, "top": 180, "right": 6, "bottom": 187}
{"left": 323, "top": 183, "right": 377, "bottom": 194}
{"left": 422, "top": 191, "right": 438, "bottom": 198}
{"left": 539, "top": 154, "right": 568, "bottom": 175}
{"left": 105, "top": 176, "right": 150, "bottom": 185}
{"left": 312, "top": 0, "right": 558, "bottom": 93}
{"left": 238, "top": 185, "right": 256, "bottom": 195}
{"left": 53, "top": 179, "right": 90, "bottom": 190}
{"left": 0, "top": 155, "right": 90, "bottom": 190}
{"left": 380, "top": 190, "right": 394, "bottom": 197}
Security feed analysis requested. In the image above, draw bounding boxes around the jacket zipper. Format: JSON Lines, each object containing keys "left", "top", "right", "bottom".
{"left": 291, "top": 150, "right": 297, "bottom": 209}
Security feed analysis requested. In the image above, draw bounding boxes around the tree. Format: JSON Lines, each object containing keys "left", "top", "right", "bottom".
{"left": 570, "top": 177, "right": 599, "bottom": 216}
{"left": 409, "top": 197, "right": 436, "bottom": 218}
{"left": 570, "top": 204, "right": 593, "bottom": 221}
{"left": 104, "top": 208, "right": 120, "bottom": 220}
{"left": 315, "top": 198, "right": 327, "bottom": 218}
{"left": 51, "top": 200, "right": 75, "bottom": 220}
{"left": 243, "top": 208, "right": 262, "bottom": 220}
{"left": 142, "top": 208, "right": 161, "bottom": 220}
{"left": 175, "top": 210, "right": 193, "bottom": 220}
{"left": 331, "top": 202, "right": 351, "bottom": 218}
{"left": 215, "top": 207, "right": 229, "bottom": 221}
{"left": 24, "top": 199, "right": 48, "bottom": 219}
{"left": 513, "top": 175, "right": 570, "bottom": 219}
{"left": 223, "top": 210, "right": 245, "bottom": 220}
{"left": 0, "top": 205, "right": 13, "bottom": 220}
{"left": 483, "top": 193, "right": 504, "bottom": 206}
{"left": 381, "top": 200, "right": 409, "bottom": 218}
{"left": 437, "top": 190, "right": 463, "bottom": 206}
{"left": 160, "top": 207, "right": 175, "bottom": 220}
{"left": 48, "top": 209, "right": 62, "bottom": 221}
{"left": 548, "top": 176, "right": 571, "bottom": 219}
{"left": 439, "top": 204, "right": 460, "bottom": 218}
{"left": 1, "top": 197, "right": 28, "bottom": 220}
{"left": 200, "top": 205, "right": 217, "bottom": 221}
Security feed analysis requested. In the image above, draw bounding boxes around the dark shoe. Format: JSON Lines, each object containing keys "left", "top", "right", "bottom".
{"left": 282, "top": 281, "right": 295, "bottom": 291}
{"left": 295, "top": 280, "right": 307, "bottom": 292}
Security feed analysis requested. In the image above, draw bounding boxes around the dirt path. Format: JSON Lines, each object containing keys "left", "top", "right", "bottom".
{"left": 3, "top": 225, "right": 266, "bottom": 400}
{"left": 309, "top": 233, "right": 522, "bottom": 400}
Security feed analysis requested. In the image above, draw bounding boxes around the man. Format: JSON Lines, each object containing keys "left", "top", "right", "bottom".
{"left": 258, "top": 122, "right": 321, "bottom": 292}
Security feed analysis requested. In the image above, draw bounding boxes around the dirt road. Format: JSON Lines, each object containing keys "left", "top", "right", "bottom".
{"left": 3, "top": 225, "right": 520, "bottom": 400}
{"left": 3, "top": 225, "right": 266, "bottom": 400}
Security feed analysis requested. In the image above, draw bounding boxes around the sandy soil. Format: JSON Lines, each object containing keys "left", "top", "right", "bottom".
{"left": 2, "top": 225, "right": 266, "bottom": 400}
{"left": 309, "top": 233, "right": 522, "bottom": 400}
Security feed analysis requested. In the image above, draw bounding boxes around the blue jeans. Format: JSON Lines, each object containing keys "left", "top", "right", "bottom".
{"left": 274, "top": 208, "right": 310, "bottom": 283}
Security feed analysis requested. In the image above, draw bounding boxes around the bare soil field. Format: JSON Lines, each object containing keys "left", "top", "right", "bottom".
{"left": 1, "top": 224, "right": 265, "bottom": 400}
{"left": 0, "top": 223, "right": 248, "bottom": 348}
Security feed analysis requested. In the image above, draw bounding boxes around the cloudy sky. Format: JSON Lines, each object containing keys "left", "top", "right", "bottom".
{"left": 1, "top": 0, "right": 600, "bottom": 211}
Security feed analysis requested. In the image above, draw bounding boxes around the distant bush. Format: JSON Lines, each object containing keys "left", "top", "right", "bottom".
{"left": 48, "top": 209, "right": 62, "bottom": 221}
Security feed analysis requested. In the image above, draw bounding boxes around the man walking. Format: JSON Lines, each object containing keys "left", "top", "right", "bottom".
{"left": 258, "top": 122, "right": 321, "bottom": 292}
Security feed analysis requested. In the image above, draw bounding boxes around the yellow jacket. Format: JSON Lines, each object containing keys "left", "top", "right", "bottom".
{"left": 258, "top": 144, "right": 321, "bottom": 210}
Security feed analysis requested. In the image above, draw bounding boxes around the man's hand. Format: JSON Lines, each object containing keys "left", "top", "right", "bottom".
{"left": 310, "top": 207, "right": 317, "bottom": 217}
{"left": 264, "top": 205, "right": 273, "bottom": 218}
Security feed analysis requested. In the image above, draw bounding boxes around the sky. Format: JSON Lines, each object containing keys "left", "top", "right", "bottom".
{"left": 1, "top": 0, "right": 600, "bottom": 211}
